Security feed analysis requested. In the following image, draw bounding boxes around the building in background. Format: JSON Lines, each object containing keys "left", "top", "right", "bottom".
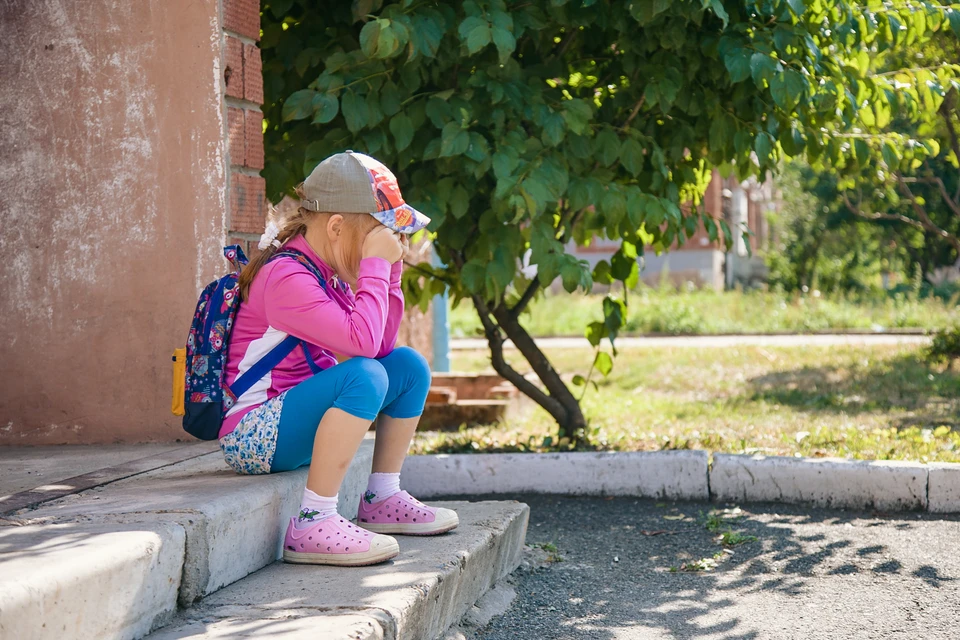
{"left": 570, "top": 170, "right": 778, "bottom": 290}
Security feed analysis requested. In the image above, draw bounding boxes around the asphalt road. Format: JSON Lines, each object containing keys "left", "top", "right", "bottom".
{"left": 472, "top": 495, "right": 960, "bottom": 640}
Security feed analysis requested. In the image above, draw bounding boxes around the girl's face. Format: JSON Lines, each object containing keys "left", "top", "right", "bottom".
{"left": 306, "top": 212, "right": 384, "bottom": 286}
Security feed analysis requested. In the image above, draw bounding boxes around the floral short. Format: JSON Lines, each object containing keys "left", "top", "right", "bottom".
{"left": 219, "top": 392, "right": 287, "bottom": 475}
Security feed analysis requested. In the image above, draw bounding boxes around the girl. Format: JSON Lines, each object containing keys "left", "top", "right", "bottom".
{"left": 219, "top": 151, "right": 456, "bottom": 567}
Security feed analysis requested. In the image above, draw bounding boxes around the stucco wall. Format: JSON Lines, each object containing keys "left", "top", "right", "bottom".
{"left": 0, "top": 0, "right": 226, "bottom": 443}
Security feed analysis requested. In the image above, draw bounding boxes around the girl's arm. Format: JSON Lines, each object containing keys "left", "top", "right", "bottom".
{"left": 261, "top": 257, "right": 392, "bottom": 359}
{"left": 375, "top": 260, "right": 405, "bottom": 358}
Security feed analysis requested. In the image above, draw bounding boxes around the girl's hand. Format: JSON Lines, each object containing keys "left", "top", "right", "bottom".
{"left": 362, "top": 227, "right": 404, "bottom": 263}
{"left": 399, "top": 234, "right": 410, "bottom": 260}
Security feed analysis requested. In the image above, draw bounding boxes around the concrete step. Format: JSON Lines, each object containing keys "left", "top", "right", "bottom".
{"left": 0, "top": 440, "right": 374, "bottom": 639}
{"left": 147, "top": 500, "right": 529, "bottom": 640}
{"left": 419, "top": 400, "right": 510, "bottom": 431}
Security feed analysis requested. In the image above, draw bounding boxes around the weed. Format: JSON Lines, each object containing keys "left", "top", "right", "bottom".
{"left": 718, "top": 531, "right": 758, "bottom": 546}
{"left": 670, "top": 551, "right": 732, "bottom": 573}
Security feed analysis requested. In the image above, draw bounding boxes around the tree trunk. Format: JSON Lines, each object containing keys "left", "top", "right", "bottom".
{"left": 489, "top": 304, "right": 588, "bottom": 441}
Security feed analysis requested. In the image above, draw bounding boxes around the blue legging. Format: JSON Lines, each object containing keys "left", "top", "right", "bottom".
{"left": 271, "top": 346, "right": 431, "bottom": 472}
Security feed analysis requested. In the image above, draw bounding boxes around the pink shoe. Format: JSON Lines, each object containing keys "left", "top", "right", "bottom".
{"left": 357, "top": 490, "right": 459, "bottom": 536}
{"left": 282, "top": 514, "right": 399, "bottom": 566}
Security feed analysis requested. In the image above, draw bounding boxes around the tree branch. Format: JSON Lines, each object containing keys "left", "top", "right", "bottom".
{"left": 402, "top": 260, "right": 454, "bottom": 284}
{"left": 510, "top": 279, "right": 540, "bottom": 320}
{"left": 553, "top": 29, "right": 578, "bottom": 59}
{"left": 471, "top": 294, "right": 567, "bottom": 419}
{"left": 843, "top": 193, "right": 928, "bottom": 230}
{"left": 622, "top": 96, "right": 646, "bottom": 129}
{"left": 897, "top": 175, "right": 960, "bottom": 253}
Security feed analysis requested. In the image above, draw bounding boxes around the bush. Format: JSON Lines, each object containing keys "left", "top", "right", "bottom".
{"left": 927, "top": 326, "right": 960, "bottom": 369}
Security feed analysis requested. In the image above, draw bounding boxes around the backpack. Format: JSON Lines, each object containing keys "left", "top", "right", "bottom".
{"left": 178, "top": 244, "right": 327, "bottom": 440}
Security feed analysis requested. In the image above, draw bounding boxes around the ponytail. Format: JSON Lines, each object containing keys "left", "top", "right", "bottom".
{"left": 238, "top": 187, "right": 312, "bottom": 301}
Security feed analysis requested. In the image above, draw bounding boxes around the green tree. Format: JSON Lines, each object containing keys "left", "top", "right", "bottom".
{"left": 829, "top": 28, "right": 960, "bottom": 265}
{"left": 260, "top": 0, "right": 960, "bottom": 441}
{"left": 767, "top": 161, "right": 903, "bottom": 293}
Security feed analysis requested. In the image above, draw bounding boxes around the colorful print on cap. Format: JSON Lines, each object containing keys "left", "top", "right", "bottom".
{"left": 350, "top": 152, "right": 431, "bottom": 234}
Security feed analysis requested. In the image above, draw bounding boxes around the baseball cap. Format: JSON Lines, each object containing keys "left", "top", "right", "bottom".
{"left": 300, "top": 151, "right": 430, "bottom": 234}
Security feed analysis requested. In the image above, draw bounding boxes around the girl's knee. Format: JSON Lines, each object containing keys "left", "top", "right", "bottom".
{"left": 339, "top": 357, "right": 389, "bottom": 401}
{"left": 386, "top": 346, "right": 431, "bottom": 384}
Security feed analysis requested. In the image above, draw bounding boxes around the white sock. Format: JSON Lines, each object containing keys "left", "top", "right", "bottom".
{"left": 364, "top": 472, "right": 401, "bottom": 504}
{"left": 297, "top": 488, "right": 338, "bottom": 523}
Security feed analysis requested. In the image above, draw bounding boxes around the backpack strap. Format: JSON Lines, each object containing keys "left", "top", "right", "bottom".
{"left": 226, "top": 247, "right": 328, "bottom": 398}
{"left": 268, "top": 248, "right": 327, "bottom": 374}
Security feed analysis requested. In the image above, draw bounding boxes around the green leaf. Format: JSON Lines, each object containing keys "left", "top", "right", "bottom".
{"left": 450, "top": 185, "right": 469, "bottom": 219}
{"left": 602, "top": 295, "right": 626, "bottom": 338}
{"left": 282, "top": 89, "right": 316, "bottom": 122}
{"left": 492, "top": 147, "right": 520, "bottom": 179}
{"left": 461, "top": 260, "right": 486, "bottom": 293}
{"left": 881, "top": 141, "right": 901, "bottom": 169}
{"left": 703, "top": 0, "right": 729, "bottom": 27}
{"left": 786, "top": 0, "right": 805, "bottom": 17}
{"left": 585, "top": 321, "right": 607, "bottom": 347}
{"left": 601, "top": 188, "right": 627, "bottom": 228}
{"left": 596, "top": 129, "right": 621, "bottom": 166}
{"left": 593, "top": 351, "right": 613, "bottom": 377}
{"left": 610, "top": 246, "right": 637, "bottom": 280}
{"left": 646, "top": 198, "right": 666, "bottom": 227}
{"left": 592, "top": 260, "right": 614, "bottom": 285}
{"left": 571, "top": 374, "right": 587, "bottom": 387}
{"left": 772, "top": 69, "right": 807, "bottom": 111}
{"left": 359, "top": 20, "right": 381, "bottom": 58}
{"left": 562, "top": 99, "right": 592, "bottom": 135}
{"left": 459, "top": 17, "right": 492, "bottom": 54}
{"left": 542, "top": 111, "right": 566, "bottom": 147}
{"left": 439, "top": 122, "right": 470, "bottom": 157}
{"left": 389, "top": 113, "right": 413, "bottom": 151}
{"left": 560, "top": 261, "right": 584, "bottom": 293}
{"left": 492, "top": 26, "right": 516, "bottom": 63}
{"left": 750, "top": 53, "right": 780, "bottom": 86}
{"left": 754, "top": 132, "right": 774, "bottom": 165}
{"left": 351, "top": 0, "right": 383, "bottom": 23}
{"left": 312, "top": 93, "right": 339, "bottom": 124}
{"left": 380, "top": 82, "right": 401, "bottom": 116}
{"left": 724, "top": 48, "right": 751, "bottom": 83}
{"left": 853, "top": 138, "right": 869, "bottom": 165}
{"left": 620, "top": 138, "right": 644, "bottom": 176}
{"left": 341, "top": 91, "right": 368, "bottom": 132}
{"left": 949, "top": 9, "right": 960, "bottom": 39}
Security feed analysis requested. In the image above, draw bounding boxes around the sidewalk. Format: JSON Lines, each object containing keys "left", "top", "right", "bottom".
{"left": 452, "top": 332, "right": 931, "bottom": 350}
{"left": 0, "top": 442, "right": 528, "bottom": 639}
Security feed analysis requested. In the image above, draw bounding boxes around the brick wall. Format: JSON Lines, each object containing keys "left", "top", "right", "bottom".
{"left": 222, "top": 0, "right": 265, "bottom": 257}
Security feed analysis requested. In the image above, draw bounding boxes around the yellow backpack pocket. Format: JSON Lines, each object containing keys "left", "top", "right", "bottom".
{"left": 171, "top": 348, "right": 186, "bottom": 416}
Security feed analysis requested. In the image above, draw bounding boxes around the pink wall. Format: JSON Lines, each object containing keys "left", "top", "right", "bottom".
{"left": 0, "top": 0, "right": 226, "bottom": 443}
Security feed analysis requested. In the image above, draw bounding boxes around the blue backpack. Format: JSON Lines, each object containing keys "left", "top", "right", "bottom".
{"left": 181, "top": 244, "right": 326, "bottom": 440}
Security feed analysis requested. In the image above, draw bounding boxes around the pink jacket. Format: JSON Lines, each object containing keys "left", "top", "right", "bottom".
{"left": 220, "top": 234, "right": 404, "bottom": 437}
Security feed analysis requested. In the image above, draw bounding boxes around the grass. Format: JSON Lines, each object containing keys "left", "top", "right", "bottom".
{"left": 412, "top": 343, "right": 960, "bottom": 463}
{"left": 449, "top": 287, "right": 958, "bottom": 338}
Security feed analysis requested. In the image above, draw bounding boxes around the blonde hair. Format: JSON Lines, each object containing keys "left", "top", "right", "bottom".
{"left": 238, "top": 184, "right": 383, "bottom": 300}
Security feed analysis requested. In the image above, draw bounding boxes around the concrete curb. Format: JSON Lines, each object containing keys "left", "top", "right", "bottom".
{"left": 709, "top": 454, "right": 928, "bottom": 511}
{"left": 0, "top": 522, "right": 185, "bottom": 640}
{"left": 149, "top": 500, "right": 529, "bottom": 640}
{"left": 403, "top": 451, "right": 960, "bottom": 514}
{"left": 1, "top": 441, "right": 374, "bottom": 638}
{"left": 402, "top": 451, "right": 709, "bottom": 501}
{"left": 928, "top": 462, "right": 960, "bottom": 513}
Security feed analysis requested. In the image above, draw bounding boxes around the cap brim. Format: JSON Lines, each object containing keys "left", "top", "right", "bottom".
{"left": 369, "top": 203, "right": 431, "bottom": 234}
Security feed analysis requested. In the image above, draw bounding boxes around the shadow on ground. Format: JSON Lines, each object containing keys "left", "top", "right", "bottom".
{"left": 467, "top": 494, "right": 960, "bottom": 640}
{"left": 747, "top": 352, "right": 960, "bottom": 427}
